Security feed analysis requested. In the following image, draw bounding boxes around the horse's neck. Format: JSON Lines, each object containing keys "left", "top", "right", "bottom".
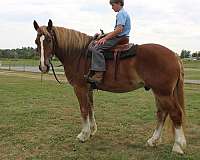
{"left": 54, "top": 36, "right": 92, "bottom": 84}
{"left": 53, "top": 27, "right": 93, "bottom": 83}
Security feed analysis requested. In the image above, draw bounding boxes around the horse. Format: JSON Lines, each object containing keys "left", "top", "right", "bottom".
{"left": 33, "top": 19, "right": 186, "bottom": 154}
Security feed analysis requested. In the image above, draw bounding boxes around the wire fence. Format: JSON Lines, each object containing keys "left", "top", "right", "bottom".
{"left": 0, "top": 59, "right": 64, "bottom": 74}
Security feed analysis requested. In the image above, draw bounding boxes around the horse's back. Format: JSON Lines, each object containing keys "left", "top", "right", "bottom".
{"left": 136, "top": 43, "right": 179, "bottom": 69}
{"left": 138, "top": 43, "right": 176, "bottom": 58}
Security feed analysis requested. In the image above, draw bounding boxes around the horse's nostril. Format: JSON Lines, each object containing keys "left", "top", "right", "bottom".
{"left": 39, "top": 64, "right": 49, "bottom": 73}
{"left": 47, "top": 65, "right": 50, "bottom": 72}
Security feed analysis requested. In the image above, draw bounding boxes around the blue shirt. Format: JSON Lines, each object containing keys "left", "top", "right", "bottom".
{"left": 115, "top": 8, "right": 131, "bottom": 37}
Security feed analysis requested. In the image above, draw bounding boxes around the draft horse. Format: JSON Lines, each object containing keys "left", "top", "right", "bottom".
{"left": 33, "top": 19, "right": 186, "bottom": 154}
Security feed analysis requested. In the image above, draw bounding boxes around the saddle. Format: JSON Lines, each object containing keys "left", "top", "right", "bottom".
{"left": 87, "top": 37, "right": 137, "bottom": 60}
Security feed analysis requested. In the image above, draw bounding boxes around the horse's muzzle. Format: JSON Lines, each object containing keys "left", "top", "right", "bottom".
{"left": 39, "top": 64, "right": 50, "bottom": 73}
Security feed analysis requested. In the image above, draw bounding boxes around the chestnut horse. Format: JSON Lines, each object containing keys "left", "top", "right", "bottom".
{"left": 33, "top": 20, "right": 186, "bottom": 154}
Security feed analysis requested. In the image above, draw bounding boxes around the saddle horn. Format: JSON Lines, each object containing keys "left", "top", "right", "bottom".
{"left": 100, "top": 29, "right": 104, "bottom": 35}
{"left": 47, "top": 19, "right": 53, "bottom": 31}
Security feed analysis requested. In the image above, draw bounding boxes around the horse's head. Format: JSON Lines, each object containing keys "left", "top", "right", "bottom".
{"left": 33, "top": 19, "right": 55, "bottom": 73}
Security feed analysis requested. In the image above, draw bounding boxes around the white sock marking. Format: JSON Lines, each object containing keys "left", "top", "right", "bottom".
{"left": 82, "top": 115, "right": 90, "bottom": 133}
{"left": 174, "top": 126, "right": 186, "bottom": 147}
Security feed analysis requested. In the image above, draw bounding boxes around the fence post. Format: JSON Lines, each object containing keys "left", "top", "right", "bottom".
{"left": 9, "top": 62, "right": 11, "bottom": 71}
{"left": 23, "top": 63, "right": 25, "bottom": 72}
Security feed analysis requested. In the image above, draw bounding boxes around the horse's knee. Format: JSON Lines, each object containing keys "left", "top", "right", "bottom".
{"left": 156, "top": 110, "right": 167, "bottom": 121}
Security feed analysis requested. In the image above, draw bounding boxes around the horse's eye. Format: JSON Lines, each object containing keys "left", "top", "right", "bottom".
{"left": 35, "top": 39, "right": 40, "bottom": 45}
{"left": 46, "top": 38, "right": 52, "bottom": 43}
{"left": 47, "top": 39, "right": 51, "bottom": 43}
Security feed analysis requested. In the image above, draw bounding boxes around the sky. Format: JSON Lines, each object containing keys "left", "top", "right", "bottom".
{"left": 0, "top": 0, "right": 199, "bottom": 54}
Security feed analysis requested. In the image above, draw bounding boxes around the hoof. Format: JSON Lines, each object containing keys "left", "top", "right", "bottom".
{"left": 172, "top": 143, "right": 184, "bottom": 154}
{"left": 146, "top": 138, "right": 157, "bottom": 147}
{"left": 77, "top": 131, "right": 90, "bottom": 142}
{"left": 90, "top": 125, "right": 97, "bottom": 136}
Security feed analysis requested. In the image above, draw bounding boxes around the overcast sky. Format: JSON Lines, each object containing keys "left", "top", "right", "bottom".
{"left": 0, "top": 0, "right": 199, "bottom": 54}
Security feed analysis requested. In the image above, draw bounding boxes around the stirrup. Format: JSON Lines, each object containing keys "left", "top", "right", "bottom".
{"left": 87, "top": 77, "right": 102, "bottom": 84}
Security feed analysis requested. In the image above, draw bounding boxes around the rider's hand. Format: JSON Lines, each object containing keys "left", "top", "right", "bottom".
{"left": 96, "top": 37, "right": 107, "bottom": 45}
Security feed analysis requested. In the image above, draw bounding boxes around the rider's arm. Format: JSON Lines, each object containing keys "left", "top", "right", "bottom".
{"left": 97, "top": 25, "right": 123, "bottom": 45}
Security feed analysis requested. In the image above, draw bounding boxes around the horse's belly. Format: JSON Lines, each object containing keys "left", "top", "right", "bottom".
{"left": 98, "top": 79, "right": 143, "bottom": 93}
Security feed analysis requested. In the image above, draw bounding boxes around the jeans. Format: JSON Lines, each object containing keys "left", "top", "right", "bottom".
{"left": 89, "top": 36, "right": 124, "bottom": 71}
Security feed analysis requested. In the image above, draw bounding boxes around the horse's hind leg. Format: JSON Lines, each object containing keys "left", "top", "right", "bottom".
{"left": 154, "top": 95, "right": 186, "bottom": 154}
{"left": 147, "top": 96, "right": 168, "bottom": 147}
{"left": 74, "top": 86, "right": 91, "bottom": 142}
{"left": 88, "top": 90, "right": 97, "bottom": 136}
{"left": 168, "top": 96, "right": 186, "bottom": 154}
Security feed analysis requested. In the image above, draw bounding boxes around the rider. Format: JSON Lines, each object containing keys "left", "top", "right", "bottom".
{"left": 87, "top": 0, "right": 131, "bottom": 84}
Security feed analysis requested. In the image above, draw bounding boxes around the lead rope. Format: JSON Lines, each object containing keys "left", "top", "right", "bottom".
{"left": 49, "top": 29, "right": 62, "bottom": 84}
{"left": 41, "top": 73, "right": 43, "bottom": 84}
{"left": 49, "top": 60, "right": 62, "bottom": 84}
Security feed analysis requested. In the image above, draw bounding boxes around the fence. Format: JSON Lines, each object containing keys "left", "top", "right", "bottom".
{"left": 0, "top": 59, "right": 64, "bottom": 74}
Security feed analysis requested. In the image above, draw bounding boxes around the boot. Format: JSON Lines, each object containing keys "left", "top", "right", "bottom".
{"left": 88, "top": 71, "right": 104, "bottom": 84}
{"left": 84, "top": 70, "right": 94, "bottom": 80}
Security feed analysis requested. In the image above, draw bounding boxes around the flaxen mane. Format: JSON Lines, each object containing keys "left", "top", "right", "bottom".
{"left": 53, "top": 27, "right": 93, "bottom": 55}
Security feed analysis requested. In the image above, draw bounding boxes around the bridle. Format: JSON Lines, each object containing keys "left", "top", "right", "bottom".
{"left": 45, "top": 28, "right": 62, "bottom": 84}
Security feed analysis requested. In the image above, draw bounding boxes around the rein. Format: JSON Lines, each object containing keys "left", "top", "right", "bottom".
{"left": 49, "top": 60, "right": 62, "bottom": 84}
{"left": 48, "top": 28, "right": 62, "bottom": 84}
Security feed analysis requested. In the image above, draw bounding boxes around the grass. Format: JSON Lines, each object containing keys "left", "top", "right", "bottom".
{"left": 0, "top": 72, "right": 200, "bottom": 159}
{"left": 183, "top": 59, "right": 200, "bottom": 69}
{"left": 185, "top": 68, "right": 200, "bottom": 80}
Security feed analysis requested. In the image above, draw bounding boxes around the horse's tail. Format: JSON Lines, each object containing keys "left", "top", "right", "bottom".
{"left": 169, "top": 57, "right": 186, "bottom": 141}
{"left": 176, "top": 57, "right": 185, "bottom": 111}
{"left": 174, "top": 57, "right": 186, "bottom": 129}
{"left": 165, "top": 56, "right": 185, "bottom": 141}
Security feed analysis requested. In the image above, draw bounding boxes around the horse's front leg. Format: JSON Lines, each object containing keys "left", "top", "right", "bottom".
{"left": 88, "top": 90, "right": 97, "bottom": 136}
{"left": 74, "top": 86, "right": 91, "bottom": 142}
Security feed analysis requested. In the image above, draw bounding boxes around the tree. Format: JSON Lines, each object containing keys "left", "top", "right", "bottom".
{"left": 180, "top": 50, "right": 191, "bottom": 59}
{"left": 0, "top": 47, "right": 38, "bottom": 59}
{"left": 192, "top": 51, "right": 200, "bottom": 60}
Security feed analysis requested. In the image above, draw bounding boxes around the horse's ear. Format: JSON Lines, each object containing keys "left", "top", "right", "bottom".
{"left": 33, "top": 20, "right": 39, "bottom": 31}
{"left": 47, "top": 19, "right": 53, "bottom": 31}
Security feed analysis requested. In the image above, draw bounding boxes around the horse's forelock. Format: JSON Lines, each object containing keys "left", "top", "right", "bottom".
{"left": 39, "top": 26, "right": 51, "bottom": 36}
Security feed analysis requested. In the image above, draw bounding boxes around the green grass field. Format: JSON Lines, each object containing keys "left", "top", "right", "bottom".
{"left": 183, "top": 59, "right": 200, "bottom": 69}
{"left": 0, "top": 72, "right": 199, "bottom": 159}
{"left": 185, "top": 68, "right": 200, "bottom": 80}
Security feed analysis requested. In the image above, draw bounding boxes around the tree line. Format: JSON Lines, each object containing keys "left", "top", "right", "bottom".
{"left": 180, "top": 50, "right": 200, "bottom": 59}
{"left": 0, "top": 47, "right": 38, "bottom": 59}
{"left": 0, "top": 47, "right": 199, "bottom": 60}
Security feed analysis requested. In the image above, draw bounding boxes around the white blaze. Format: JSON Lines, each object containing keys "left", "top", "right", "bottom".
{"left": 40, "top": 35, "right": 45, "bottom": 68}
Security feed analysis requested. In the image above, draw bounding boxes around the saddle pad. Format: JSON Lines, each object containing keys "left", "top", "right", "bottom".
{"left": 87, "top": 44, "right": 138, "bottom": 60}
